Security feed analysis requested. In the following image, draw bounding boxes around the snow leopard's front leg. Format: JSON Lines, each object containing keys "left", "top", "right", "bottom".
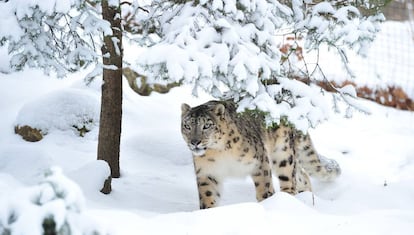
{"left": 193, "top": 156, "right": 222, "bottom": 209}
{"left": 195, "top": 175, "right": 221, "bottom": 209}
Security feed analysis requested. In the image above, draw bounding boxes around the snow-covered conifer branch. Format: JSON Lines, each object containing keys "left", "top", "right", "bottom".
{"left": 134, "top": 0, "right": 384, "bottom": 131}
{"left": 0, "top": 0, "right": 111, "bottom": 77}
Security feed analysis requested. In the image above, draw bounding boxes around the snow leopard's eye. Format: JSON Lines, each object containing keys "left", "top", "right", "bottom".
{"left": 203, "top": 122, "right": 212, "bottom": 129}
{"left": 183, "top": 124, "right": 191, "bottom": 130}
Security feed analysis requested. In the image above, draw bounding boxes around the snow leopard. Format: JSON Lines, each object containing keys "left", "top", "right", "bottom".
{"left": 181, "top": 100, "right": 341, "bottom": 209}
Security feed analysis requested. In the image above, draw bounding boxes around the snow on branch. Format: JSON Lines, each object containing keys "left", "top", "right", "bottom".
{"left": 0, "top": 167, "right": 105, "bottom": 235}
{"left": 136, "top": 0, "right": 287, "bottom": 88}
{"left": 135, "top": 0, "right": 383, "bottom": 131}
{"left": 0, "top": 0, "right": 111, "bottom": 77}
{"left": 299, "top": 0, "right": 384, "bottom": 56}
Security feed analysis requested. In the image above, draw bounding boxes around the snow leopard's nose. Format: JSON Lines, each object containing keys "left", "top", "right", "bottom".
{"left": 191, "top": 139, "right": 201, "bottom": 146}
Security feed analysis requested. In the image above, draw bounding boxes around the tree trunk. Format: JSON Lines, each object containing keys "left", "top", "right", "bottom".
{"left": 98, "top": 0, "right": 123, "bottom": 193}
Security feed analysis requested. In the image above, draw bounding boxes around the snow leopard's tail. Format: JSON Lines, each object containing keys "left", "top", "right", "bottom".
{"left": 295, "top": 133, "right": 341, "bottom": 181}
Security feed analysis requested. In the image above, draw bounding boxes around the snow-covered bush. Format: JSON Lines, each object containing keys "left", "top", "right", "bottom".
{"left": 0, "top": 167, "right": 105, "bottom": 235}
{"left": 14, "top": 89, "right": 100, "bottom": 139}
{"left": 134, "top": 0, "right": 384, "bottom": 131}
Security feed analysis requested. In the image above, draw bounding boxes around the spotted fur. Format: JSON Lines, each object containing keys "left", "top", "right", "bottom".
{"left": 181, "top": 100, "right": 341, "bottom": 209}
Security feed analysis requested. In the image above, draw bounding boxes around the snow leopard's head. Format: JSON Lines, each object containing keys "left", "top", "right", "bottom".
{"left": 181, "top": 101, "right": 227, "bottom": 156}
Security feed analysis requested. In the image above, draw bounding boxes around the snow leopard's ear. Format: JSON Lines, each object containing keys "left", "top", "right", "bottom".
{"left": 214, "top": 103, "right": 225, "bottom": 118}
{"left": 181, "top": 103, "right": 191, "bottom": 116}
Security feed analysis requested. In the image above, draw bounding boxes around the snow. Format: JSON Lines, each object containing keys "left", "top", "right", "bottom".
{"left": 1, "top": 63, "right": 414, "bottom": 234}
{"left": 306, "top": 21, "right": 414, "bottom": 99}
{"left": 312, "top": 2, "right": 335, "bottom": 15}
{"left": 136, "top": 0, "right": 383, "bottom": 132}
{"left": 0, "top": 166, "right": 105, "bottom": 235}
{"left": 1, "top": 3, "right": 414, "bottom": 233}
{"left": 14, "top": 88, "right": 100, "bottom": 135}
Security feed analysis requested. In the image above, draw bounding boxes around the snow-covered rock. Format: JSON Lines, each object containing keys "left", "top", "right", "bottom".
{"left": 14, "top": 88, "right": 100, "bottom": 140}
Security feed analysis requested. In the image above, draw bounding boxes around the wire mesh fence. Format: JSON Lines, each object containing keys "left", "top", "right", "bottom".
{"left": 364, "top": 0, "right": 414, "bottom": 100}
{"left": 326, "top": 0, "right": 414, "bottom": 110}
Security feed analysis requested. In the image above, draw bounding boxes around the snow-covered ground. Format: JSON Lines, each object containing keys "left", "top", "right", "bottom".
{"left": 1, "top": 21, "right": 414, "bottom": 234}
{"left": 1, "top": 68, "right": 414, "bottom": 234}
